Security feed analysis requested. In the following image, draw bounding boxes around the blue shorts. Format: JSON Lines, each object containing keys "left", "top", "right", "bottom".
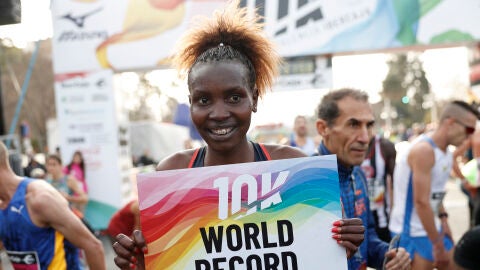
{"left": 390, "top": 233, "right": 454, "bottom": 261}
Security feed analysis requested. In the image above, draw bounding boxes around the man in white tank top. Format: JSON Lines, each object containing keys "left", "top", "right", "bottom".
{"left": 389, "top": 101, "right": 478, "bottom": 270}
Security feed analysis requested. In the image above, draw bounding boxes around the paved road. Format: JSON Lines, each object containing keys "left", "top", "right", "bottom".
{"left": 443, "top": 178, "right": 470, "bottom": 242}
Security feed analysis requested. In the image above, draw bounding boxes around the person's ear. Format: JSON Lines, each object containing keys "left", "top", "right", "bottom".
{"left": 188, "top": 95, "right": 192, "bottom": 105}
{"left": 251, "top": 88, "right": 258, "bottom": 112}
{"left": 316, "top": 119, "right": 329, "bottom": 137}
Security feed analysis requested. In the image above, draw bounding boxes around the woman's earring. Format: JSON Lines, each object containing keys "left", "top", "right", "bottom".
{"left": 252, "top": 104, "right": 257, "bottom": 112}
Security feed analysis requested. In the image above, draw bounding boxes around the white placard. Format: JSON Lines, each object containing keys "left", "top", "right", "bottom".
{"left": 54, "top": 69, "right": 130, "bottom": 208}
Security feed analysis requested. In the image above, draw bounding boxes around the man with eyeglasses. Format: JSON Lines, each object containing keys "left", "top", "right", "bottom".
{"left": 389, "top": 100, "right": 479, "bottom": 270}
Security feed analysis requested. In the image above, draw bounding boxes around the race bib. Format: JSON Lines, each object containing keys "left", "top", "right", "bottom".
{"left": 367, "top": 177, "right": 385, "bottom": 210}
{"left": 6, "top": 250, "right": 41, "bottom": 270}
{"left": 430, "top": 192, "right": 446, "bottom": 216}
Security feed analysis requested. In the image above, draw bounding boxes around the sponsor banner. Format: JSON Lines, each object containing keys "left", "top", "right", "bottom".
{"left": 51, "top": 0, "right": 109, "bottom": 73}
{"left": 54, "top": 70, "right": 131, "bottom": 209}
{"left": 137, "top": 155, "right": 346, "bottom": 269}
{"left": 100, "top": 0, "right": 224, "bottom": 71}
{"left": 51, "top": 0, "right": 225, "bottom": 73}
{"left": 52, "top": 0, "right": 480, "bottom": 73}
{"left": 257, "top": 0, "right": 480, "bottom": 56}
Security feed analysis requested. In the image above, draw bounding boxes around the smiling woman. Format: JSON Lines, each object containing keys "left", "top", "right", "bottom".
{"left": 189, "top": 61, "right": 256, "bottom": 154}
{"left": 111, "top": 1, "right": 365, "bottom": 269}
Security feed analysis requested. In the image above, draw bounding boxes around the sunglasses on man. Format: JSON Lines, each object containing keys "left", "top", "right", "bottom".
{"left": 455, "top": 119, "right": 475, "bottom": 135}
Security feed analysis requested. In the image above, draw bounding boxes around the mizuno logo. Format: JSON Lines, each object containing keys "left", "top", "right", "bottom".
{"left": 61, "top": 7, "right": 103, "bottom": 28}
{"left": 10, "top": 205, "right": 24, "bottom": 214}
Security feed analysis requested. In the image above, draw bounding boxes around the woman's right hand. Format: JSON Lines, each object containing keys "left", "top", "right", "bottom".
{"left": 113, "top": 230, "right": 147, "bottom": 270}
{"left": 332, "top": 218, "right": 365, "bottom": 259}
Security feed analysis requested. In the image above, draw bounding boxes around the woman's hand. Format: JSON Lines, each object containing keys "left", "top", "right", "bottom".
{"left": 332, "top": 218, "right": 365, "bottom": 258}
{"left": 113, "top": 230, "right": 147, "bottom": 270}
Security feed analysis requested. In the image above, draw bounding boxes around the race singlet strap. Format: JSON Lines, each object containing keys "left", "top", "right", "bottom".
{"left": 188, "top": 148, "right": 203, "bottom": 168}
{"left": 423, "top": 136, "right": 437, "bottom": 149}
{"left": 255, "top": 143, "right": 271, "bottom": 161}
{"left": 189, "top": 142, "right": 270, "bottom": 168}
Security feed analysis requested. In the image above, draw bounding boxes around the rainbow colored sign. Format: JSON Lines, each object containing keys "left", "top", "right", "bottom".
{"left": 137, "top": 155, "right": 347, "bottom": 269}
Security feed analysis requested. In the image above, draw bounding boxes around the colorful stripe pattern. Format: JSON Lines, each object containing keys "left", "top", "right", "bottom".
{"left": 137, "top": 155, "right": 342, "bottom": 269}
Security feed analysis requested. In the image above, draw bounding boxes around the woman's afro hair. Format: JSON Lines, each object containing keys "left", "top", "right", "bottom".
{"left": 172, "top": 0, "right": 280, "bottom": 97}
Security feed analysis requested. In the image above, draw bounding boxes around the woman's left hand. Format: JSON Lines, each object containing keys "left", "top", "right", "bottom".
{"left": 332, "top": 218, "right": 365, "bottom": 258}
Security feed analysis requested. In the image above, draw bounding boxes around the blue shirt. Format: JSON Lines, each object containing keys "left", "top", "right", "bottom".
{"left": 0, "top": 178, "right": 80, "bottom": 270}
{"left": 318, "top": 143, "right": 388, "bottom": 270}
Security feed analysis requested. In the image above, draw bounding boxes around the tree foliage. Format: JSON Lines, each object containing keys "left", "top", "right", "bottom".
{"left": 0, "top": 40, "right": 55, "bottom": 152}
{"left": 0, "top": 39, "right": 179, "bottom": 153}
{"left": 382, "top": 52, "right": 431, "bottom": 127}
{"left": 121, "top": 72, "right": 178, "bottom": 123}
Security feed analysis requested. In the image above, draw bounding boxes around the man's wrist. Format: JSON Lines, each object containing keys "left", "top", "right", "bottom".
{"left": 433, "top": 238, "right": 444, "bottom": 250}
{"left": 438, "top": 212, "right": 448, "bottom": 219}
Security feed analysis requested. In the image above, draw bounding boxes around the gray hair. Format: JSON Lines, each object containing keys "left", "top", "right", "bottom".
{"left": 317, "top": 88, "right": 369, "bottom": 126}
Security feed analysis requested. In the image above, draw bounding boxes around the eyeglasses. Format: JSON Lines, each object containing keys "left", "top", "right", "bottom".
{"left": 455, "top": 120, "right": 475, "bottom": 135}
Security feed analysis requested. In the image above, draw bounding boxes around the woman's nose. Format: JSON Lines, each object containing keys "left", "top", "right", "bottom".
{"left": 209, "top": 102, "right": 230, "bottom": 120}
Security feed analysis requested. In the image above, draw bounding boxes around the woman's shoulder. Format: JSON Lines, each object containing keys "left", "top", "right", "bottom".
{"left": 261, "top": 143, "right": 308, "bottom": 160}
{"left": 156, "top": 149, "right": 199, "bottom": 171}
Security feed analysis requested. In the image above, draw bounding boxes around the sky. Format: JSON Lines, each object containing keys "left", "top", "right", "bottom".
{"left": 0, "top": 0, "right": 52, "bottom": 48}
{"left": 0, "top": 0, "right": 473, "bottom": 130}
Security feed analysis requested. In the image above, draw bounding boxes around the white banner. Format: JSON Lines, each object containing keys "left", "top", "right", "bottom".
{"left": 51, "top": 0, "right": 225, "bottom": 73}
{"left": 51, "top": 0, "right": 480, "bottom": 73}
{"left": 54, "top": 70, "right": 131, "bottom": 209}
{"left": 51, "top": 0, "right": 109, "bottom": 73}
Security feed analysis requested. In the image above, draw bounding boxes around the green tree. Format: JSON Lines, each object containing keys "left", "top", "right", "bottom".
{"left": 121, "top": 72, "right": 178, "bottom": 122}
{"left": 382, "top": 52, "right": 431, "bottom": 127}
{"left": 0, "top": 40, "right": 56, "bottom": 152}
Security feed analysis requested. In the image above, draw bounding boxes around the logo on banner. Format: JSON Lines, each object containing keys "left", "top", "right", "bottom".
{"left": 61, "top": 7, "right": 103, "bottom": 28}
{"left": 96, "top": 79, "right": 106, "bottom": 88}
{"left": 56, "top": 6, "right": 108, "bottom": 42}
{"left": 240, "top": 1, "right": 324, "bottom": 37}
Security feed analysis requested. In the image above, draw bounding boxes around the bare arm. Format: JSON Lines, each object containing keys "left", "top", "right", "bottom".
{"left": 131, "top": 200, "right": 141, "bottom": 232}
{"left": 66, "top": 176, "right": 88, "bottom": 204}
{"left": 409, "top": 143, "right": 449, "bottom": 267}
{"left": 409, "top": 144, "right": 440, "bottom": 242}
{"left": 383, "top": 140, "right": 396, "bottom": 212}
{"left": 437, "top": 203, "right": 453, "bottom": 240}
{"left": 28, "top": 182, "right": 105, "bottom": 270}
{"left": 264, "top": 144, "right": 308, "bottom": 160}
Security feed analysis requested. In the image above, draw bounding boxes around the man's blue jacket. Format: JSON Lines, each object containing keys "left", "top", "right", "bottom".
{"left": 318, "top": 143, "right": 388, "bottom": 270}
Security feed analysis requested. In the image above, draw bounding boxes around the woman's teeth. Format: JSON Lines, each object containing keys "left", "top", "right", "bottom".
{"left": 211, "top": 128, "right": 232, "bottom": 135}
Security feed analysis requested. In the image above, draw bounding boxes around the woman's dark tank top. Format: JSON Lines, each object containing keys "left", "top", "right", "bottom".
{"left": 188, "top": 142, "right": 271, "bottom": 168}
